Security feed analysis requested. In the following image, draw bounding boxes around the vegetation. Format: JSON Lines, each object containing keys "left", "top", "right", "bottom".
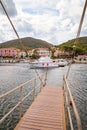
{"left": 0, "top": 37, "right": 52, "bottom": 50}
{"left": 51, "top": 47, "right": 56, "bottom": 59}
{"left": 0, "top": 36, "right": 87, "bottom": 56}
{"left": 32, "top": 49, "right": 39, "bottom": 59}
{"left": 57, "top": 37, "right": 87, "bottom": 55}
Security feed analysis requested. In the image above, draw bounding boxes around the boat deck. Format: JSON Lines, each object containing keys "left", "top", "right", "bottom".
{"left": 14, "top": 86, "right": 66, "bottom": 130}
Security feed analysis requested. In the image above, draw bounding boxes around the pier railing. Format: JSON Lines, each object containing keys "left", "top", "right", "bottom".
{"left": 0, "top": 72, "right": 46, "bottom": 124}
{"left": 63, "top": 76, "right": 82, "bottom": 130}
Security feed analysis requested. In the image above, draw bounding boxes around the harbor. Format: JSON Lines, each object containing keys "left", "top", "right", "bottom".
{"left": 0, "top": 0, "right": 87, "bottom": 129}
{"left": 0, "top": 63, "right": 87, "bottom": 130}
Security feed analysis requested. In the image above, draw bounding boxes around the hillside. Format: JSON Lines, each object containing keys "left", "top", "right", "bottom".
{"left": 58, "top": 37, "right": 87, "bottom": 53}
{"left": 0, "top": 37, "right": 52, "bottom": 50}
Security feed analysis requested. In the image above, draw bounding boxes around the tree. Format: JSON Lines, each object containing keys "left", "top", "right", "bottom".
{"left": 51, "top": 47, "right": 56, "bottom": 58}
{"left": 75, "top": 47, "right": 84, "bottom": 55}
{"left": 32, "top": 49, "right": 39, "bottom": 59}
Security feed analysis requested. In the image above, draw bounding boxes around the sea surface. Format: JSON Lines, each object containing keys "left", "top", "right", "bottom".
{"left": 0, "top": 63, "right": 87, "bottom": 130}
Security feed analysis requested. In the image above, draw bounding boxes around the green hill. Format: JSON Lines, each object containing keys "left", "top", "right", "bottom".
{"left": 58, "top": 37, "right": 87, "bottom": 54}
{"left": 0, "top": 36, "right": 87, "bottom": 54}
{"left": 0, "top": 37, "right": 52, "bottom": 50}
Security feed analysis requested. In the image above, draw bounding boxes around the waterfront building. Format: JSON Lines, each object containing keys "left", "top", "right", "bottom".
{"left": 35, "top": 48, "right": 51, "bottom": 57}
{"left": 54, "top": 49, "right": 70, "bottom": 57}
{"left": 19, "top": 50, "right": 27, "bottom": 58}
{"left": 0, "top": 47, "right": 20, "bottom": 58}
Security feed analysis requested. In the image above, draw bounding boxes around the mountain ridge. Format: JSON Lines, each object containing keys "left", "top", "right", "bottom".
{"left": 0, "top": 37, "right": 52, "bottom": 50}
{"left": 57, "top": 36, "right": 87, "bottom": 53}
{"left": 0, "top": 37, "right": 87, "bottom": 53}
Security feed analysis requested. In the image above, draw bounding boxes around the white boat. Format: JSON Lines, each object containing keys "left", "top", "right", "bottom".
{"left": 30, "top": 56, "right": 59, "bottom": 68}
{"left": 58, "top": 59, "right": 68, "bottom": 67}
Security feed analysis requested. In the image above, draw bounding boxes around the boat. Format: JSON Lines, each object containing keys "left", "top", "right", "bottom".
{"left": 30, "top": 56, "right": 59, "bottom": 68}
{"left": 58, "top": 59, "right": 68, "bottom": 67}
{"left": 0, "top": 1, "right": 86, "bottom": 129}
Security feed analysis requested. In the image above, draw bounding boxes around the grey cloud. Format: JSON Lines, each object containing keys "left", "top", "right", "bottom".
{"left": 0, "top": 0, "right": 17, "bottom": 16}
{"left": 16, "top": 19, "right": 33, "bottom": 34}
{"left": 27, "top": 8, "right": 59, "bottom": 16}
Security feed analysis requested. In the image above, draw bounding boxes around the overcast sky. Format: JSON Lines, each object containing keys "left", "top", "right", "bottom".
{"left": 0, "top": 0, "right": 87, "bottom": 45}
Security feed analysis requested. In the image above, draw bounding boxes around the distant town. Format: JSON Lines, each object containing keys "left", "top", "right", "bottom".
{"left": 0, "top": 47, "right": 87, "bottom": 63}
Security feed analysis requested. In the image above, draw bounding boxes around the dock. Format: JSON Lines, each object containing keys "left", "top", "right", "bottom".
{"left": 14, "top": 86, "right": 66, "bottom": 130}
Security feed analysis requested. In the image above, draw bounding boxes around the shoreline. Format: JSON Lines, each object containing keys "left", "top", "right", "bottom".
{"left": 74, "top": 60, "right": 87, "bottom": 64}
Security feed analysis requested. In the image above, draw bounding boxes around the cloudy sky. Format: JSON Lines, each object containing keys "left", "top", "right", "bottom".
{"left": 0, "top": 0, "right": 87, "bottom": 45}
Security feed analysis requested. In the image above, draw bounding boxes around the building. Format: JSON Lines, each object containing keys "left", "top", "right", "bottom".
{"left": 54, "top": 49, "right": 70, "bottom": 57}
{"left": 35, "top": 48, "right": 51, "bottom": 57}
{"left": 77, "top": 55, "right": 87, "bottom": 60}
{"left": 27, "top": 50, "right": 32, "bottom": 57}
{"left": 0, "top": 47, "right": 20, "bottom": 58}
{"left": 19, "top": 51, "right": 27, "bottom": 58}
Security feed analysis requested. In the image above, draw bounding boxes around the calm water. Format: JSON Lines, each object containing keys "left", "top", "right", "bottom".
{"left": 0, "top": 63, "right": 87, "bottom": 130}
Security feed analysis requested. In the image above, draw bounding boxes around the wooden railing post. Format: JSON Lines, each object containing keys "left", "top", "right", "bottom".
{"left": 33, "top": 78, "right": 36, "bottom": 100}
{"left": 19, "top": 86, "right": 22, "bottom": 119}
{"left": 63, "top": 76, "right": 82, "bottom": 130}
{"left": 40, "top": 75, "right": 43, "bottom": 92}
{"left": 63, "top": 77, "right": 69, "bottom": 128}
{"left": 0, "top": 72, "right": 46, "bottom": 124}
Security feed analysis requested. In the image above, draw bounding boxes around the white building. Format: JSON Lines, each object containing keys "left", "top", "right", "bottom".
{"left": 35, "top": 48, "right": 51, "bottom": 57}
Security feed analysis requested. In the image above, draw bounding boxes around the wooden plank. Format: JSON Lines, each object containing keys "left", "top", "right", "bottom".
{"left": 14, "top": 86, "right": 66, "bottom": 130}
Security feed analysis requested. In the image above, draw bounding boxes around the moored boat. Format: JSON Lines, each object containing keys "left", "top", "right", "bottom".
{"left": 58, "top": 59, "right": 68, "bottom": 67}
{"left": 30, "top": 56, "right": 59, "bottom": 68}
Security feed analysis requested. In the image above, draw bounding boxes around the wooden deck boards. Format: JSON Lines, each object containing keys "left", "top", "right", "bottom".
{"left": 14, "top": 86, "right": 66, "bottom": 130}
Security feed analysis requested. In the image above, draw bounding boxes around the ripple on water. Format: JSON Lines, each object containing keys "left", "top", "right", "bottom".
{"left": 68, "top": 64, "right": 87, "bottom": 130}
{"left": 0, "top": 63, "right": 87, "bottom": 130}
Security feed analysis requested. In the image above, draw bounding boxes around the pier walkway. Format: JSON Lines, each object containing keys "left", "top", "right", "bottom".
{"left": 15, "top": 86, "right": 66, "bottom": 130}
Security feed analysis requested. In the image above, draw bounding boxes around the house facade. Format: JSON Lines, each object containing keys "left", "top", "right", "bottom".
{"left": 35, "top": 48, "right": 51, "bottom": 57}
{"left": 77, "top": 55, "right": 87, "bottom": 60}
{"left": 0, "top": 48, "right": 20, "bottom": 58}
{"left": 54, "top": 49, "right": 70, "bottom": 57}
{"left": 19, "top": 51, "right": 27, "bottom": 58}
{"left": 0, "top": 47, "right": 56, "bottom": 59}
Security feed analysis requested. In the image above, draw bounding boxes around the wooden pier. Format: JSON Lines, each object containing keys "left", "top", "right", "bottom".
{"left": 15, "top": 86, "right": 66, "bottom": 130}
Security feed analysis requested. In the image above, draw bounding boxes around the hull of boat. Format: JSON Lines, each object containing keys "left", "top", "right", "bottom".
{"left": 30, "top": 62, "right": 59, "bottom": 69}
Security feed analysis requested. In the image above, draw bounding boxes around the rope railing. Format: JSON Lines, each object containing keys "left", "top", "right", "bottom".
{"left": 63, "top": 76, "right": 82, "bottom": 130}
{"left": 0, "top": 0, "right": 28, "bottom": 55}
{"left": 0, "top": 0, "right": 48, "bottom": 85}
{"left": 0, "top": 72, "right": 46, "bottom": 124}
{"left": 66, "top": 0, "right": 87, "bottom": 79}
